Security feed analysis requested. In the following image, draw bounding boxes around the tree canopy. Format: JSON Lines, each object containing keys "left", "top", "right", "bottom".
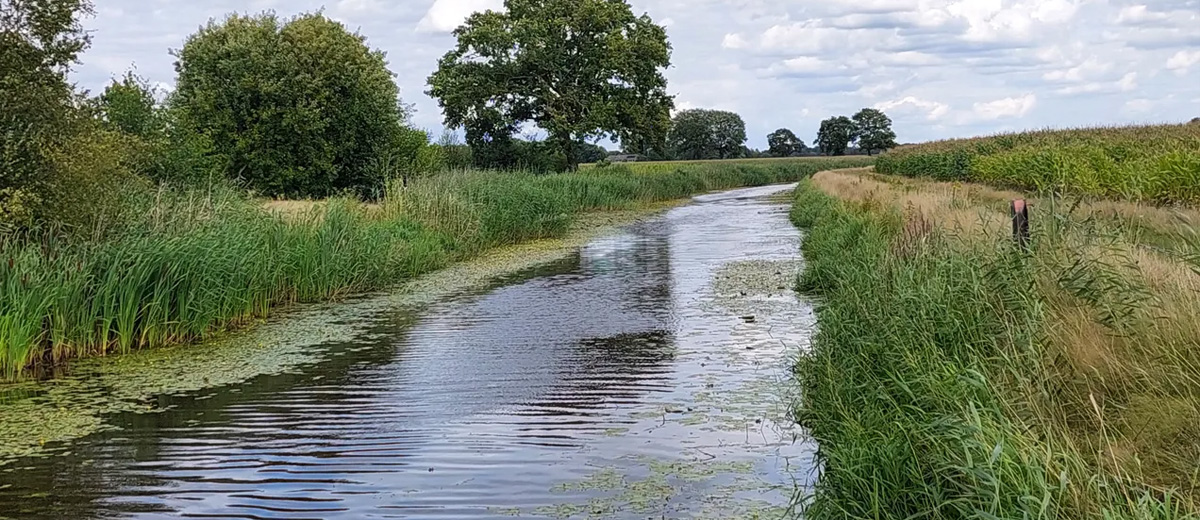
{"left": 669, "top": 109, "right": 747, "bottom": 160}
{"left": 1, "top": 0, "right": 93, "bottom": 225}
{"left": 852, "top": 108, "right": 897, "bottom": 156}
{"left": 96, "top": 72, "right": 161, "bottom": 139}
{"left": 767, "top": 128, "right": 805, "bottom": 157}
{"left": 172, "top": 12, "right": 407, "bottom": 198}
{"left": 816, "top": 116, "right": 855, "bottom": 156}
{"left": 426, "top": 0, "right": 673, "bottom": 171}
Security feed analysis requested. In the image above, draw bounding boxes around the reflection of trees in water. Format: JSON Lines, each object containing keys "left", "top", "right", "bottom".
{"left": 522, "top": 223, "right": 678, "bottom": 415}
{"left": 0, "top": 221, "right": 677, "bottom": 519}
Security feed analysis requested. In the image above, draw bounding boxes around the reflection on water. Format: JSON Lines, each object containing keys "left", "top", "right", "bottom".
{"left": 0, "top": 184, "right": 816, "bottom": 519}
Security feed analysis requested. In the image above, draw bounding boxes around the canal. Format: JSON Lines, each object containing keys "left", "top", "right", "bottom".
{"left": 0, "top": 183, "right": 816, "bottom": 519}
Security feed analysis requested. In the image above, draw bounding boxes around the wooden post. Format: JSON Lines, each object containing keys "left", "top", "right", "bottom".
{"left": 1011, "top": 199, "right": 1030, "bottom": 250}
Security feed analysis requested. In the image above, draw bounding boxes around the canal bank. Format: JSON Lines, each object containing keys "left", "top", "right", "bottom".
{"left": 2, "top": 183, "right": 817, "bottom": 519}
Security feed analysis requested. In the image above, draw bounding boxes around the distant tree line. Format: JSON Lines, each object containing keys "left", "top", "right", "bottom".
{"left": 594, "top": 107, "right": 898, "bottom": 163}
{"left": 1, "top": 0, "right": 901, "bottom": 232}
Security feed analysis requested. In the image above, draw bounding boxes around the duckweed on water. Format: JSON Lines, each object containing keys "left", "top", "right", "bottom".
{"left": 0, "top": 204, "right": 677, "bottom": 464}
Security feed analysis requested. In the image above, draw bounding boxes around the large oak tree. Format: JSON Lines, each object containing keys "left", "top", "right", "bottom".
{"left": 767, "top": 128, "right": 804, "bottom": 157}
{"left": 427, "top": 0, "right": 673, "bottom": 171}
{"left": 668, "top": 109, "right": 747, "bottom": 160}
{"left": 851, "top": 108, "right": 897, "bottom": 156}
{"left": 816, "top": 116, "right": 855, "bottom": 156}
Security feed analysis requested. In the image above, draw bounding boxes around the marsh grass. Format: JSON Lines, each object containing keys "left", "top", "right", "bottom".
{"left": 793, "top": 170, "right": 1200, "bottom": 519}
{"left": 0, "top": 157, "right": 872, "bottom": 377}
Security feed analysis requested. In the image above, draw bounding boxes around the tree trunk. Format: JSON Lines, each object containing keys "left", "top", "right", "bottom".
{"left": 557, "top": 134, "right": 579, "bottom": 172}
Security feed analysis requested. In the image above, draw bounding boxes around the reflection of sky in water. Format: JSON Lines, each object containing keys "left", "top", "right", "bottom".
{"left": 0, "top": 183, "right": 815, "bottom": 519}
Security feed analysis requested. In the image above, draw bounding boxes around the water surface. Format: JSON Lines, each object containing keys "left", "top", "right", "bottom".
{"left": 0, "top": 184, "right": 816, "bottom": 519}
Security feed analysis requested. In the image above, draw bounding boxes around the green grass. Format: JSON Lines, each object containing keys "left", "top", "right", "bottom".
{"left": 875, "top": 124, "right": 1200, "bottom": 203}
{"left": 790, "top": 179, "right": 1200, "bottom": 519}
{"left": 0, "top": 157, "right": 871, "bottom": 377}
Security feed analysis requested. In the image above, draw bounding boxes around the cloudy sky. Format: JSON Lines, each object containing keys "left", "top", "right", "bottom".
{"left": 75, "top": 0, "right": 1200, "bottom": 148}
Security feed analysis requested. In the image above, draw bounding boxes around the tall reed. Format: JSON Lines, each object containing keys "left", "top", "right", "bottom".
{"left": 0, "top": 157, "right": 872, "bottom": 377}
{"left": 791, "top": 179, "right": 1200, "bottom": 519}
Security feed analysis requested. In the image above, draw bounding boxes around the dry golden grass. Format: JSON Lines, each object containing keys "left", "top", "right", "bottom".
{"left": 811, "top": 167, "right": 1016, "bottom": 239}
{"left": 262, "top": 199, "right": 382, "bottom": 221}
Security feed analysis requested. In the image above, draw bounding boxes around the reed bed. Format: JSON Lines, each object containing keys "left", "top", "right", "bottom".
{"left": 792, "top": 169, "right": 1200, "bottom": 519}
{"left": 875, "top": 123, "right": 1200, "bottom": 203}
{"left": 0, "top": 157, "right": 871, "bottom": 377}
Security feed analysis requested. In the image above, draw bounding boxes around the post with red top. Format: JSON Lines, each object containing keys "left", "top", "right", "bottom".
{"left": 1011, "top": 199, "right": 1030, "bottom": 251}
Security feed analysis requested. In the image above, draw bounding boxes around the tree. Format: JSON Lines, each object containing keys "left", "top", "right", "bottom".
{"left": 427, "top": 0, "right": 674, "bottom": 171}
{"left": 852, "top": 108, "right": 897, "bottom": 156}
{"left": 576, "top": 142, "right": 609, "bottom": 164}
{"left": 767, "top": 128, "right": 805, "bottom": 157}
{"left": 1, "top": 0, "right": 93, "bottom": 226}
{"left": 668, "top": 109, "right": 747, "bottom": 160}
{"left": 816, "top": 116, "right": 855, "bottom": 156}
{"left": 172, "top": 12, "right": 407, "bottom": 198}
{"left": 96, "top": 71, "right": 163, "bottom": 139}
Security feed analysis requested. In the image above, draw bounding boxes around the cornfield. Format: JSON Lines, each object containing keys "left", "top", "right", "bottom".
{"left": 876, "top": 123, "right": 1200, "bottom": 203}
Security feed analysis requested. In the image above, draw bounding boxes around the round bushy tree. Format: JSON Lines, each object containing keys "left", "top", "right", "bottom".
{"left": 668, "top": 109, "right": 747, "bottom": 160}
{"left": 172, "top": 12, "right": 405, "bottom": 198}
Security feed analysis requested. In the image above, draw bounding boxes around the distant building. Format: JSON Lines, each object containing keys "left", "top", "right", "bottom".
{"left": 608, "top": 154, "right": 641, "bottom": 163}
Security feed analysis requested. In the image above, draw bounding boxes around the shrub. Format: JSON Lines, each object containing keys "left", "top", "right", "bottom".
{"left": 171, "top": 11, "right": 410, "bottom": 198}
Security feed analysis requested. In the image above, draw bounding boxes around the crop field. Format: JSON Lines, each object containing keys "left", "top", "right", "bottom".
{"left": 876, "top": 123, "right": 1200, "bottom": 202}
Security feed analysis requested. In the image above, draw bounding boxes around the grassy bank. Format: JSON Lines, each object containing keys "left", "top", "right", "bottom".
{"left": 876, "top": 123, "right": 1200, "bottom": 203}
{"left": 0, "top": 157, "right": 871, "bottom": 377}
{"left": 791, "top": 168, "right": 1200, "bottom": 518}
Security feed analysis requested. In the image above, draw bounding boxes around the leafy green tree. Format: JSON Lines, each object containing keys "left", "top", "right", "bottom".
{"left": 172, "top": 12, "right": 407, "bottom": 198}
{"left": 767, "top": 128, "right": 805, "bottom": 157}
{"left": 96, "top": 72, "right": 162, "bottom": 139}
{"left": 817, "top": 116, "right": 855, "bottom": 156}
{"left": 577, "top": 142, "right": 609, "bottom": 164}
{"left": 668, "top": 109, "right": 747, "bottom": 160}
{"left": 852, "top": 108, "right": 897, "bottom": 156}
{"left": 427, "top": 0, "right": 674, "bottom": 171}
{"left": 0, "top": 0, "right": 93, "bottom": 226}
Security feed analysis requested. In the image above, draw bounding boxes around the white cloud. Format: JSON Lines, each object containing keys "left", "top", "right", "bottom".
{"left": 1043, "top": 57, "right": 1111, "bottom": 82}
{"left": 1117, "top": 72, "right": 1138, "bottom": 91}
{"left": 1123, "top": 98, "right": 1154, "bottom": 114}
{"left": 721, "top": 33, "right": 747, "bottom": 49}
{"left": 856, "top": 80, "right": 897, "bottom": 98}
{"left": 875, "top": 96, "right": 951, "bottom": 121}
{"left": 417, "top": 0, "right": 503, "bottom": 33}
{"left": 1116, "top": 5, "right": 1169, "bottom": 24}
{"left": 973, "top": 94, "right": 1037, "bottom": 120}
{"left": 770, "top": 56, "right": 829, "bottom": 74}
{"left": 1054, "top": 73, "right": 1137, "bottom": 95}
{"left": 1166, "top": 50, "right": 1200, "bottom": 74}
